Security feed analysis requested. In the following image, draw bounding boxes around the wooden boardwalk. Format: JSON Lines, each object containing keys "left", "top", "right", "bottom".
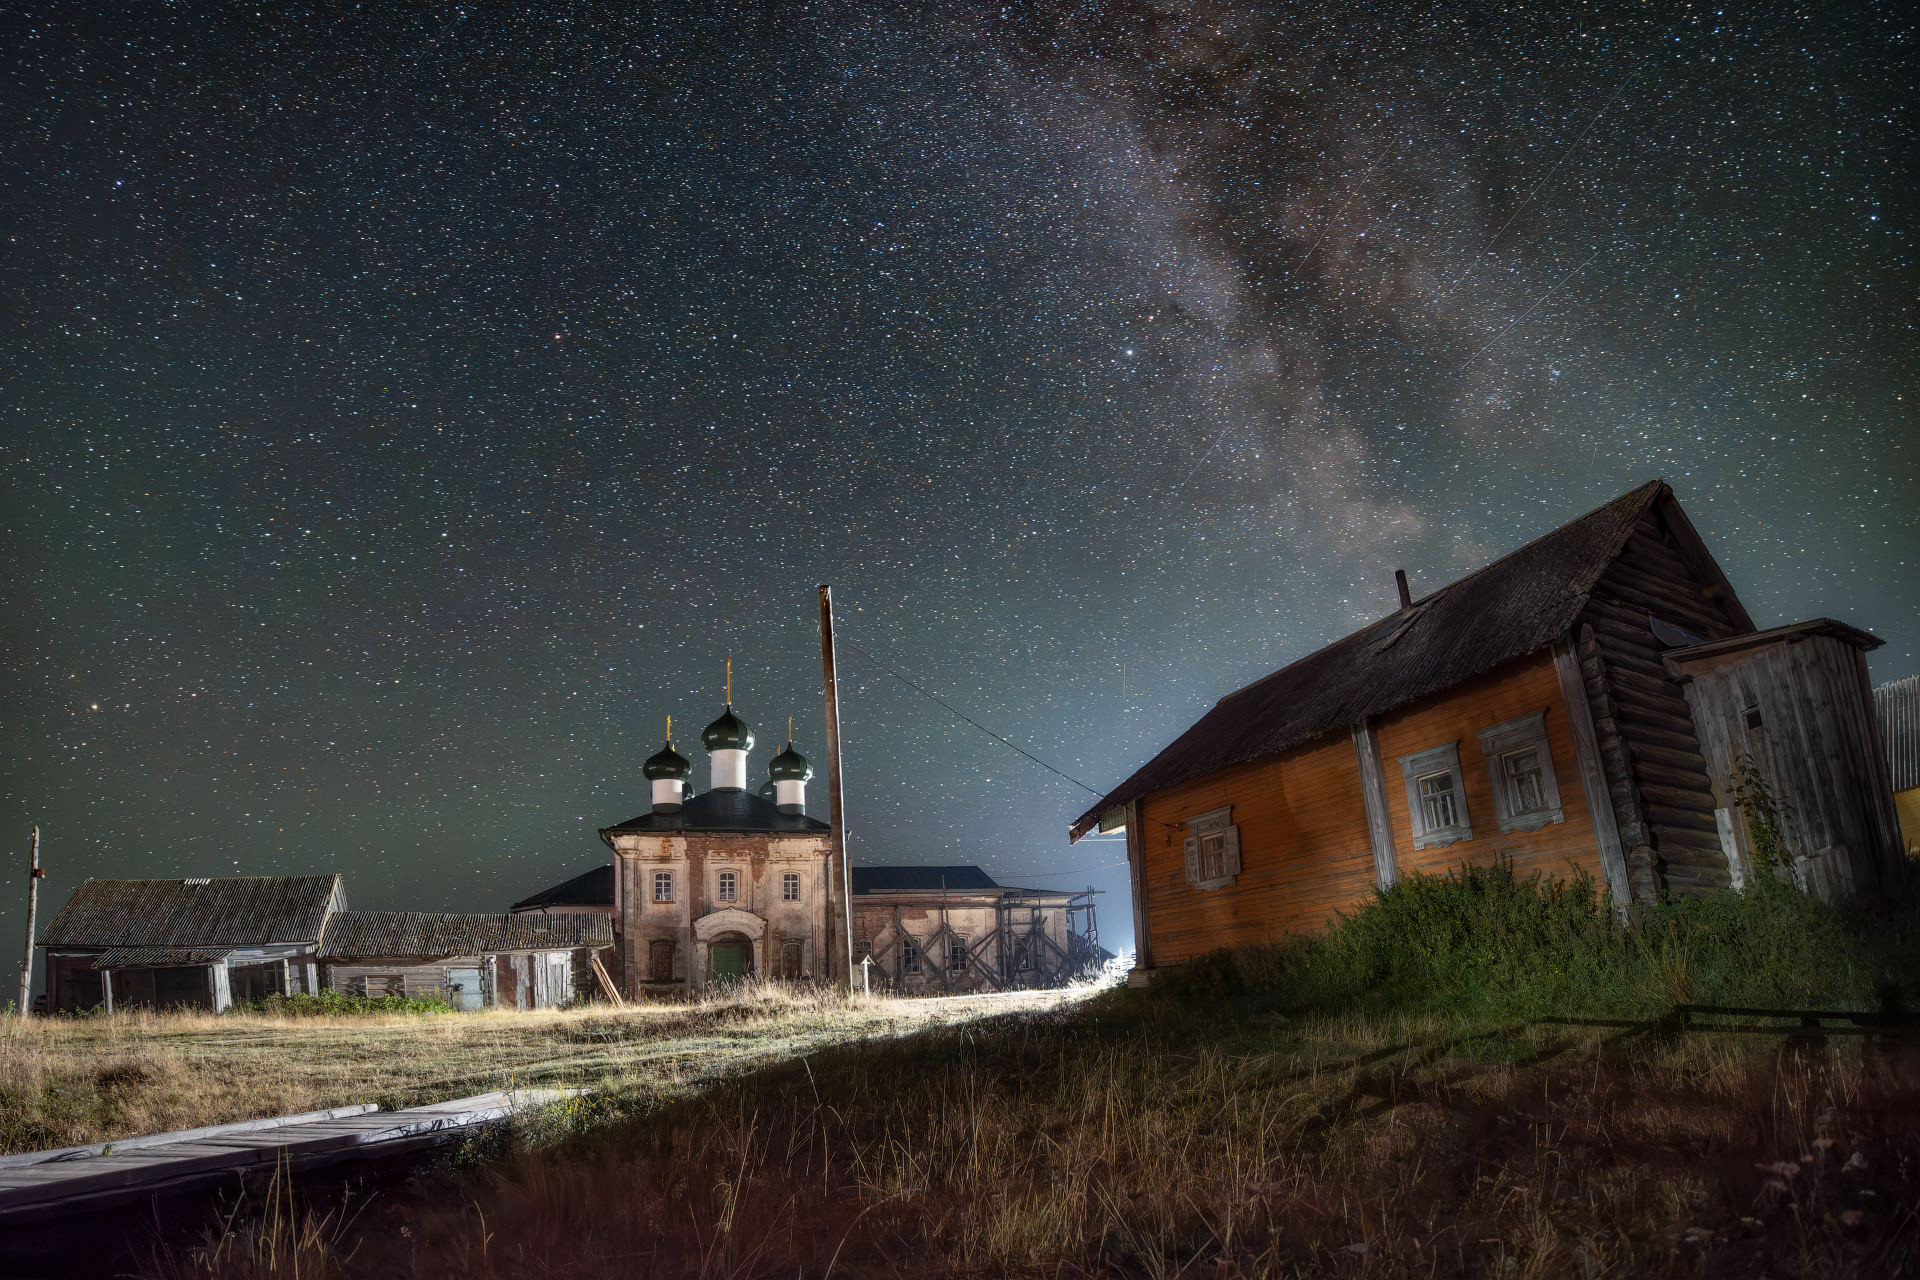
{"left": 0, "top": 1088, "right": 573, "bottom": 1225}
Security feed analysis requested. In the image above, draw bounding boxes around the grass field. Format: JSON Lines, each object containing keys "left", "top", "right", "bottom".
{"left": 0, "top": 981, "right": 1089, "bottom": 1154}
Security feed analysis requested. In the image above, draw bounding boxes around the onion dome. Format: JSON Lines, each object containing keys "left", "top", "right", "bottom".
{"left": 643, "top": 740, "right": 691, "bottom": 781}
{"left": 768, "top": 742, "right": 814, "bottom": 783}
{"left": 757, "top": 778, "right": 777, "bottom": 802}
{"left": 701, "top": 706, "right": 755, "bottom": 753}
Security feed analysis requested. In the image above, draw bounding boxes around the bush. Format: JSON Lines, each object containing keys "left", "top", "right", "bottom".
{"left": 1155, "top": 854, "right": 1920, "bottom": 1022}
{"left": 230, "top": 990, "right": 453, "bottom": 1017}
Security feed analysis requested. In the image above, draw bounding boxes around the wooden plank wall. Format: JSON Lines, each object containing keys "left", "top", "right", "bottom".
{"left": 1571, "top": 501, "right": 1747, "bottom": 900}
{"left": 1375, "top": 650, "right": 1605, "bottom": 887}
{"left": 1681, "top": 634, "right": 1907, "bottom": 901}
{"left": 1137, "top": 650, "right": 1604, "bottom": 965}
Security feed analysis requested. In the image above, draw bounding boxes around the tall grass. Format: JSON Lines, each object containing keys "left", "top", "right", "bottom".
{"left": 1159, "top": 856, "right": 1920, "bottom": 1021}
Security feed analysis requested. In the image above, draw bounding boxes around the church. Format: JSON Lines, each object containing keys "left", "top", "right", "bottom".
{"left": 594, "top": 700, "right": 835, "bottom": 997}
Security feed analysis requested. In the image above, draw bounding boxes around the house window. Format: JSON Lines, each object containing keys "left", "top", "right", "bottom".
{"left": 948, "top": 939, "right": 969, "bottom": 973}
{"left": 717, "top": 870, "right": 737, "bottom": 903}
{"left": 1397, "top": 742, "right": 1473, "bottom": 849}
{"left": 781, "top": 871, "right": 800, "bottom": 902}
{"left": 1182, "top": 806, "right": 1241, "bottom": 891}
{"left": 901, "top": 937, "right": 921, "bottom": 973}
{"left": 652, "top": 871, "right": 673, "bottom": 903}
{"left": 1473, "top": 711, "right": 1566, "bottom": 834}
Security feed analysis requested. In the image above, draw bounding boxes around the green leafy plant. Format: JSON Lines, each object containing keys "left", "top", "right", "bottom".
{"left": 229, "top": 990, "right": 453, "bottom": 1017}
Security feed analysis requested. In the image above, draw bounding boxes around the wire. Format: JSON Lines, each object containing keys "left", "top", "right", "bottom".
{"left": 837, "top": 637, "right": 1105, "bottom": 797}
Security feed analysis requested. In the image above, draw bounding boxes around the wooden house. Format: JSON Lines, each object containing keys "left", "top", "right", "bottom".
{"left": 317, "top": 911, "right": 613, "bottom": 1010}
{"left": 1874, "top": 675, "right": 1920, "bottom": 854}
{"left": 848, "top": 865, "right": 1103, "bottom": 994}
{"left": 1069, "top": 480, "right": 1907, "bottom": 981}
{"left": 37, "top": 875, "right": 343, "bottom": 1013}
{"left": 510, "top": 863, "right": 622, "bottom": 990}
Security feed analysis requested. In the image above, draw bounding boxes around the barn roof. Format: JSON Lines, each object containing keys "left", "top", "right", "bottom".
{"left": 511, "top": 864, "right": 614, "bottom": 912}
{"left": 40, "top": 875, "right": 343, "bottom": 949}
{"left": 850, "top": 865, "right": 1001, "bottom": 894}
{"left": 93, "top": 946, "right": 235, "bottom": 970}
{"left": 1070, "top": 479, "right": 1723, "bottom": 839}
{"left": 602, "top": 786, "right": 831, "bottom": 837}
{"left": 1876, "top": 674, "right": 1920, "bottom": 794}
{"left": 318, "top": 911, "right": 612, "bottom": 960}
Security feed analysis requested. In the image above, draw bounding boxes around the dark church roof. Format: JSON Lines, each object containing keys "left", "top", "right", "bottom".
{"left": 851, "top": 865, "right": 1001, "bottom": 894}
{"left": 319, "top": 911, "right": 612, "bottom": 960}
{"left": 602, "top": 787, "right": 830, "bottom": 836}
{"left": 1070, "top": 479, "right": 1751, "bottom": 839}
{"left": 40, "top": 875, "right": 344, "bottom": 949}
{"left": 511, "top": 864, "right": 615, "bottom": 913}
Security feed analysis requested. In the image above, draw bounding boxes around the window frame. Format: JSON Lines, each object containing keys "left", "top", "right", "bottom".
{"left": 716, "top": 869, "right": 738, "bottom": 904}
{"left": 948, "top": 938, "right": 969, "bottom": 973}
{"left": 901, "top": 936, "right": 921, "bottom": 973}
{"left": 651, "top": 870, "right": 674, "bottom": 904}
{"left": 780, "top": 871, "right": 801, "bottom": 902}
{"left": 1473, "top": 710, "right": 1566, "bottom": 834}
{"left": 1181, "top": 805, "right": 1241, "bottom": 891}
{"left": 1397, "top": 741, "right": 1474, "bottom": 850}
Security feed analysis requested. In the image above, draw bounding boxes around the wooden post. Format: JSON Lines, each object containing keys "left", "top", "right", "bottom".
{"left": 17, "top": 826, "right": 41, "bottom": 1017}
{"left": 818, "top": 585, "right": 853, "bottom": 995}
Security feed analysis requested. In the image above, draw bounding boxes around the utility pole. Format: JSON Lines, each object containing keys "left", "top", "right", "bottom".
{"left": 818, "top": 585, "right": 854, "bottom": 995}
{"left": 18, "top": 826, "right": 42, "bottom": 1017}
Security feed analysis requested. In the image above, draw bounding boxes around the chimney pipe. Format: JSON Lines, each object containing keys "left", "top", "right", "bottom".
{"left": 1395, "top": 569, "right": 1412, "bottom": 611}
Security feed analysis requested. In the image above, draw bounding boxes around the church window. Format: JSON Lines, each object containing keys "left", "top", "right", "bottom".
{"left": 948, "top": 940, "right": 969, "bottom": 973}
{"left": 781, "top": 871, "right": 800, "bottom": 902}
{"left": 717, "top": 870, "right": 738, "bottom": 903}
{"left": 649, "top": 939, "right": 674, "bottom": 983}
{"left": 652, "top": 871, "right": 673, "bottom": 903}
{"left": 901, "top": 937, "right": 921, "bottom": 973}
{"left": 1015, "top": 942, "right": 1033, "bottom": 971}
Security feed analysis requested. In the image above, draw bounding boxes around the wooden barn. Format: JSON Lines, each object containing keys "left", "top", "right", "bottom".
{"left": 317, "top": 911, "right": 613, "bottom": 1010}
{"left": 1070, "top": 480, "right": 1907, "bottom": 981}
{"left": 36, "top": 875, "right": 343, "bottom": 1013}
{"left": 847, "top": 866, "right": 1102, "bottom": 994}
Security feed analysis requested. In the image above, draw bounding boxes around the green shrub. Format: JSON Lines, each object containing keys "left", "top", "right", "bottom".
{"left": 1156, "top": 855, "right": 1920, "bottom": 1022}
{"left": 230, "top": 990, "right": 453, "bottom": 1017}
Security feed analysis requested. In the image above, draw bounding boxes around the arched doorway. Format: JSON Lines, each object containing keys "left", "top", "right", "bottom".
{"left": 708, "top": 930, "right": 754, "bottom": 983}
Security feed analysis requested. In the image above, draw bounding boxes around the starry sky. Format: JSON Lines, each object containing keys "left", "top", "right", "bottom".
{"left": 2, "top": 0, "right": 1913, "bottom": 959}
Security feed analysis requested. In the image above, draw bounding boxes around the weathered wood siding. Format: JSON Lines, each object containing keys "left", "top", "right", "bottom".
{"left": 1571, "top": 499, "right": 1748, "bottom": 899}
{"left": 1677, "top": 633, "right": 1906, "bottom": 901}
{"left": 1137, "top": 649, "right": 1608, "bottom": 966}
{"left": 1375, "top": 650, "right": 1606, "bottom": 886}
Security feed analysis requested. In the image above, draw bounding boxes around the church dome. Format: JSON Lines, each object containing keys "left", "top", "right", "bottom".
{"left": 768, "top": 742, "right": 814, "bottom": 782}
{"left": 702, "top": 706, "right": 754, "bottom": 753}
{"left": 643, "top": 740, "right": 691, "bottom": 780}
{"left": 757, "top": 777, "right": 777, "bottom": 802}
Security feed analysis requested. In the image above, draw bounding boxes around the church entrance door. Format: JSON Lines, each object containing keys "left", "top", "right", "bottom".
{"left": 710, "top": 934, "right": 750, "bottom": 984}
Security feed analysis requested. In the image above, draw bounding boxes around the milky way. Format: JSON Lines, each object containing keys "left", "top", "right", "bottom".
{"left": 2, "top": 0, "right": 1912, "bottom": 951}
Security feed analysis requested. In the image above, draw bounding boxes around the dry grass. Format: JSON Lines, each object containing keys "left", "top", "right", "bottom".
{"left": 149, "top": 994, "right": 1920, "bottom": 1279}
{"left": 0, "top": 980, "right": 1089, "bottom": 1154}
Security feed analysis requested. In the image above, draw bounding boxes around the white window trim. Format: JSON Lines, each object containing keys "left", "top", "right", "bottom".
{"left": 716, "top": 868, "right": 739, "bottom": 904}
{"left": 1474, "top": 710, "right": 1566, "bottom": 834}
{"left": 1398, "top": 741, "right": 1473, "bottom": 850}
{"left": 1182, "top": 805, "right": 1242, "bottom": 891}
{"left": 780, "top": 871, "right": 801, "bottom": 902}
{"left": 651, "top": 870, "right": 674, "bottom": 904}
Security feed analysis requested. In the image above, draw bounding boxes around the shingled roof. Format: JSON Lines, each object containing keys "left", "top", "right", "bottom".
{"left": 318, "top": 911, "right": 612, "bottom": 960}
{"left": 1070, "top": 480, "right": 1710, "bottom": 840}
{"left": 40, "top": 875, "right": 344, "bottom": 949}
{"left": 602, "top": 786, "right": 831, "bottom": 837}
{"left": 511, "top": 864, "right": 614, "bottom": 912}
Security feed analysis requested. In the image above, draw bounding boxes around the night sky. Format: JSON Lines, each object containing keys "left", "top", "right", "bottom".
{"left": 3, "top": 0, "right": 1913, "bottom": 959}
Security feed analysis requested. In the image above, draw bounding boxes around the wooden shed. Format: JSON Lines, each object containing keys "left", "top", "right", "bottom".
{"left": 1874, "top": 674, "right": 1920, "bottom": 854}
{"left": 317, "top": 911, "right": 614, "bottom": 1010}
{"left": 1666, "top": 621, "right": 1906, "bottom": 900}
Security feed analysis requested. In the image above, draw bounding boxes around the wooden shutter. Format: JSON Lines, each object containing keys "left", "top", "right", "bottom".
{"left": 1223, "top": 826, "right": 1242, "bottom": 877}
{"left": 1183, "top": 837, "right": 1200, "bottom": 886}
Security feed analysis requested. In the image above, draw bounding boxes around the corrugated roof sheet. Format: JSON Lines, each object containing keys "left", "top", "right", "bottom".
{"left": 851, "top": 865, "right": 1002, "bottom": 894}
{"left": 92, "top": 947, "right": 235, "bottom": 970}
{"left": 511, "top": 864, "right": 614, "bottom": 912}
{"left": 604, "top": 787, "right": 831, "bottom": 836}
{"left": 1071, "top": 479, "right": 1674, "bottom": 839}
{"left": 1876, "top": 674, "right": 1920, "bottom": 793}
{"left": 319, "top": 911, "right": 613, "bottom": 960}
{"left": 40, "top": 875, "right": 342, "bottom": 948}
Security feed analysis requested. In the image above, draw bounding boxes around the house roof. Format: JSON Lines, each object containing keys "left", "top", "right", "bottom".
{"left": 40, "top": 875, "right": 343, "bottom": 949}
{"left": 1662, "top": 617, "right": 1883, "bottom": 671}
{"left": 602, "top": 787, "right": 831, "bottom": 837}
{"left": 511, "top": 864, "right": 614, "bottom": 912}
{"left": 851, "top": 865, "right": 1002, "bottom": 894}
{"left": 1875, "top": 674, "right": 1920, "bottom": 794}
{"left": 93, "top": 946, "right": 235, "bottom": 970}
{"left": 318, "top": 911, "right": 613, "bottom": 961}
{"left": 1070, "top": 479, "right": 1737, "bottom": 839}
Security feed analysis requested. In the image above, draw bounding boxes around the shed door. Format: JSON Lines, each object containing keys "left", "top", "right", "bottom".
{"left": 446, "top": 967, "right": 484, "bottom": 1011}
